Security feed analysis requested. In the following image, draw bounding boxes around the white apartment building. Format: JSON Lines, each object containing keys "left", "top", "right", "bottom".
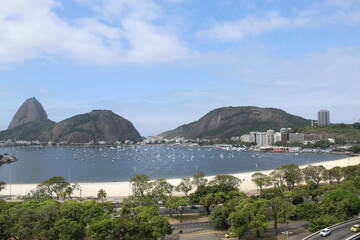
{"left": 266, "top": 129, "right": 275, "bottom": 146}
{"left": 274, "top": 132, "right": 282, "bottom": 143}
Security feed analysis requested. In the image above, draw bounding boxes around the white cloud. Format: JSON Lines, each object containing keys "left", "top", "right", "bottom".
{"left": 198, "top": 11, "right": 290, "bottom": 41}
{"left": 0, "top": 0, "right": 189, "bottom": 66}
{"left": 198, "top": 1, "right": 360, "bottom": 41}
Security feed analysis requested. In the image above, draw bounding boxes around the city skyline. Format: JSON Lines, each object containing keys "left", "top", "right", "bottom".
{"left": 1, "top": 0, "right": 360, "bottom": 136}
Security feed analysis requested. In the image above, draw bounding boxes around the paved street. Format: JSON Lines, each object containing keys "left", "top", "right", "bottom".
{"left": 303, "top": 219, "right": 360, "bottom": 240}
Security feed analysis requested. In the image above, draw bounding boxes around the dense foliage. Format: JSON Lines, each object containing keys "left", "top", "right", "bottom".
{"left": 1, "top": 162, "right": 359, "bottom": 239}
{"left": 0, "top": 199, "right": 171, "bottom": 240}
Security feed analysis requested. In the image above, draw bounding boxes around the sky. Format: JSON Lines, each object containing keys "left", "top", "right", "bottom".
{"left": 0, "top": 0, "right": 360, "bottom": 137}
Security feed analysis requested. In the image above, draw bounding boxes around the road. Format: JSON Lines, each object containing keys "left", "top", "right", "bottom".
{"left": 159, "top": 205, "right": 207, "bottom": 215}
{"left": 305, "top": 219, "right": 360, "bottom": 240}
{"left": 172, "top": 221, "right": 212, "bottom": 230}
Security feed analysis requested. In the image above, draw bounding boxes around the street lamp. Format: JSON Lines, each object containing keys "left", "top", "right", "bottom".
{"left": 9, "top": 164, "right": 12, "bottom": 197}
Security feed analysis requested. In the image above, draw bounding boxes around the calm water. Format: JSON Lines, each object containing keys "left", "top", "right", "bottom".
{"left": 0, "top": 146, "right": 346, "bottom": 183}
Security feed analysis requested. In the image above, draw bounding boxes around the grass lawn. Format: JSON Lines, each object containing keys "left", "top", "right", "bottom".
{"left": 165, "top": 213, "right": 209, "bottom": 224}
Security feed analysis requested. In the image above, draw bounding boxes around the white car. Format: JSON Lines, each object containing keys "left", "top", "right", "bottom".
{"left": 319, "top": 228, "right": 331, "bottom": 237}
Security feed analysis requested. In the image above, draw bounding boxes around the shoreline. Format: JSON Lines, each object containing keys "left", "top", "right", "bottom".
{"left": 2, "top": 155, "right": 359, "bottom": 199}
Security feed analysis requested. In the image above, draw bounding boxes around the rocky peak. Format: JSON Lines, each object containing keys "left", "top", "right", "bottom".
{"left": 52, "top": 110, "right": 142, "bottom": 143}
{"left": 8, "top": 97, "right": 48, "bottom": 129}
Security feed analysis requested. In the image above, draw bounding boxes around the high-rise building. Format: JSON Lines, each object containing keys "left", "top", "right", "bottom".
{"left": 317, "top": 110, "right": 330, "bottom": 125}
{"left": 266, "top": 129, "right": 275, "bottom": 146}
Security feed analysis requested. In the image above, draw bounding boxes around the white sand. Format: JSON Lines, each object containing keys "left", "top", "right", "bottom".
{"left": 2, "top": 155, "right": 359, "bottom": 198}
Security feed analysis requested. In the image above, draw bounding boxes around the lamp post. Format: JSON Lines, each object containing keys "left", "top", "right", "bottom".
{"left": 9, "top": 164, "right": 12, "bottom": 197}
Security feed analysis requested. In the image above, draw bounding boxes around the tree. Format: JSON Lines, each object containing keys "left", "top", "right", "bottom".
{"left": 82, "top": 201, "right": 113, "bottom": 225}
{"left": 278, "top": 164, "right": 302, "bottom": 190}
{"left": 251, "top": 172, "right": 271, "bottom": 191}
{"left": 307, "top": 181, "right": 323, "bottom": 203}
{"left": 0, "top": 182, "right": 6, "bottom": 193}
{"left": 308, "top": 215, "right": 339, "bottom": 232}
{"left": 190, "top": 183, "right": 237, "bottom": 205}
{"left": 302, "top": 166, "right": 312, "bottom": 184}
{"left": 321, "top": 188, "right": 360, "bottom": 219}
{"left": 22, "top": 187, "right": 52, "bottom": 202}
{"left": 151, "top": 178, "right": 175, "bottom": 205}
{"left": 269, "top": 168, "right": 286, "bottom": 191}
{"left": 148, "top": 215, "right": 172, "bottom": 239}
{"left": 165, "top": 197, "right": 189, "bottom": 222}
{"left": 209, "top": 206, "right": 229, "bottom": 230}
{"left": 200, "top": 193, "right": 215, "bottom": 215}
{"left": 87, "top": 218, "right": 113, "bottom": 240}
{"left": 209, "top": 175, "right": 242, "bottom": 188}
{"left": 342, "top": 165, "right": 360, "bottom": 180}
{"left": 302, "top": 165, "right": 328, "bottom": 186}
{"left": 266, "top": 197, "right": 295, "bottom": 233}
{"left": 38, "top": 176, "right": 69, "bottom": 200}
{"left": 259, "top": 188, "right": 283, "bottom": 200}
{"left": 130, "top": 174, "right": 151, "bottom": 198}
{"left": 328, "top": 166, "right": 343, "bottom": 184}
{"left": 97, "top": 189, "right": 107, "bottom": 202}
{"left": 228, "top": 199, "right": 269, "bottom": 238}
{"left": 7, "top": 206, "right": 38, "bottom": 240}
{"left": 35, "top": 200, "right": 61, "bottom": 239}
{"left": 112, "top": 213, "right": 172, "bottom": 240}
{"left": 349, "top": 145, "right": 360, "bottom": 153}
{"left": 176, "top": 177, "right": 193, "bottom": 197}
{"left": 296, "top": 202, "right": 321, "bottom": 220}
{"left": 65, "top": 183, "right": 80, "bottom": 199}
{"left": 59, "top": 200, "right": 84, "bottom": 223}
{"left": 191, "top": 171, "right": 208, "bottom": 188}
{"left": 52, "top": 218, "right": 86, "bottom": 240}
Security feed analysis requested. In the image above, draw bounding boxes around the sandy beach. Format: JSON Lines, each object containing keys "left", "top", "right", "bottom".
{"left": 2, "top": 155, "right": 359, "bottom": 199}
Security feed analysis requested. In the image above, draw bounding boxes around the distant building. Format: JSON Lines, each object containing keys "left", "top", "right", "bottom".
{"left": 318, "top": 110, "right": 330, "bottom": 125}
{"left": 311, "top": 120, "right": 318, "bottom": 126}
{"left": 281, "top": 132, "right": 289, "bottom": 144}
{"left": 145, "top": 136, "right": 164, "bottom": 144}
{"left": 274, "top": 132, "right": 282, "bottom": 143}
{"left": 288, "top": 133, "right": 305, "bottom": 143}
{"left": 255, "top": 132, "right": 267, "bottom": 146}
{"left": 266, "top": 129, "right": 275, "bottom": 145}
{"left": 240, "top": 134, "right": 254, "bottom": 143}
{"left": 280, "top": 128, "right": 292, "bottom": 133}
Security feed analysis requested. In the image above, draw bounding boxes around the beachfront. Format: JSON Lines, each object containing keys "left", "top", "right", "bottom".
{"left": 2, "top": 155, "right": 360, "bottom": 199}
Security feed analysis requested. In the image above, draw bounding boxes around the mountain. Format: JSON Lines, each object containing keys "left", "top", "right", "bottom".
{"left": 0, "top": 120, "right": 56, "bottom": 142}
{"left": 1, "top": 98, "right": 142, "bottom": 143}
{"left": 8, "top": 97, "right": 48, "bottom": 129}
{"left": 159, "top": 106, "right": 310, "bottom": 139}
{"left": 52, "top": 110, "right": 142, "bottom": 143}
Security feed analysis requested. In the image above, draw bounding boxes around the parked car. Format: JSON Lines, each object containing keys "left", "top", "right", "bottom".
{"left": 351, "top": 224, "right": 360, "bottom": 232}
{"left": 225, "top": 232, "right": 236, "bottom": 238}
{"left": 319, "top": 228, "right": 331, "bottom": 237}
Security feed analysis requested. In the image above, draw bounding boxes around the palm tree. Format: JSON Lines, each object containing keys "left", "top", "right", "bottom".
{"left": 97, "top": 189, "right": 107, "bottom": 202}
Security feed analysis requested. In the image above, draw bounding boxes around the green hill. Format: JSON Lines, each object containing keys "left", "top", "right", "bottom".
{"left": 52, "top": 110, "right": 142, "bottom": 143}
{"left": 0, "top": 120, "right": 55, "bottom": 142}
{"left": 159, "top": 106, "right": 311, "bottom": 139}
{"left": 299, "top": 123, "right": 360, "bottom": 142}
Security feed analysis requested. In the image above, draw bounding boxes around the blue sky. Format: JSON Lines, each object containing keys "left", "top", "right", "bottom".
{"left": 1, "top": 0, "right": 360, "bottom": 136}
